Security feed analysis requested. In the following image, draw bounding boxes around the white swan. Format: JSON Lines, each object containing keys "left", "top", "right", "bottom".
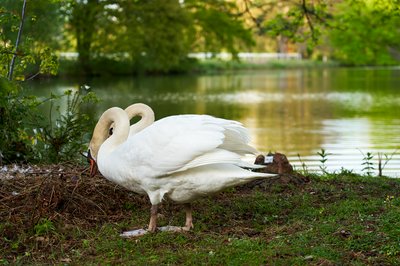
{"left": 88, "top": 105, "right": 275, "bottom": 237}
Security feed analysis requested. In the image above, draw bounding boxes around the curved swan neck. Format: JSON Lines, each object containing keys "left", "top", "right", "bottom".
{"left": 89, "top": 107, "right": 130, "bottom": 160}
{"left": 124, "top": 103, "right": 155, "bottom": 135}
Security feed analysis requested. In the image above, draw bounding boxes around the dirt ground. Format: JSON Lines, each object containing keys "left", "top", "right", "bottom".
{"left": 0, "top": 163, "right": 311, "bottom": 263}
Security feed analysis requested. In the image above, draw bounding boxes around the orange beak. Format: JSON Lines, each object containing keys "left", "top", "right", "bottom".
{"left": 89, "top": 158, "right": 98, "bottom": 177}
{"left": 87, "top": 149, "right": 98, "bottom": 177}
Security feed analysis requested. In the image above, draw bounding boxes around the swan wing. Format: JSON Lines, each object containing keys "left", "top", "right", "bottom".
{"left": 116, "top": 115, "right": 258, "bottom": 177}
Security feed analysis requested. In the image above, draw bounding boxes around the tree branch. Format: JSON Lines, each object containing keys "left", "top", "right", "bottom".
{"left": 8, "top": 0, "right": 27, "bottom": 81}
{"left": 301, "top": 0, "right": 318, "bottom": 42}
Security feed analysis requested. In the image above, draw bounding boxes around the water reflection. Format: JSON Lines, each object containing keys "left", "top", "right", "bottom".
{"left": 27, "top": 68, "right": 400, "bottom": 176}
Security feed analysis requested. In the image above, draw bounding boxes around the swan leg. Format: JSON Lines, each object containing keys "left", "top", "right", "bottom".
{"left": 183, "top": 203, "right": 194, "bottom": 231}
{"left": 148, "top": 204, "right": 159, "bottom": 232}
{"left": 120, "top": 204, "right": 159, "bottom": 237}
{"left": 122, "top": 203, "right": 194, "bottom": 236}
{"left": 121, "top": 203, "right": 194, "bottom": 237}
{"left": 157, "top": 204, "right": 194, "bottom": 233}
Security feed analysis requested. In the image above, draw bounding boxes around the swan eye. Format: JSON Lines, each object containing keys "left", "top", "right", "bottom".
{"left": 109, "top": 127, "right": 114, "bottom": 136}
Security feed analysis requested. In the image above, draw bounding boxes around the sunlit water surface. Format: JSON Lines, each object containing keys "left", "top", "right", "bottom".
{"left": 28, "top": 68, "right": 400, "bottom": 176}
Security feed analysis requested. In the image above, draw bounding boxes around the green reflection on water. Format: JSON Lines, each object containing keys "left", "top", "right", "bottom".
{"left": 26, "top": 68, "right": 400, "bottom": 175}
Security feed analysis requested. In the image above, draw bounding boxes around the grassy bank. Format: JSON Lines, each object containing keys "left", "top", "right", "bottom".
{"left": 1, "top": 165, "right": 400, "bottom": 265}
{"left": 192, "top": 59, "right": 339, "bottom": 74}
{"left": 58, "top": 58, "right": 338, "bottom": 77}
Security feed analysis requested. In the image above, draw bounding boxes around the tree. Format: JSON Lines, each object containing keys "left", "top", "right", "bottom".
{"left": 236, "top": 0, "right": 332, "bottom": 56}
{"left": 62, "top": 0, "right": 255, "bottom": 74}
{"left": 328, "top": 0, "right": 400, "bottom": 65}
{"left": 241, "top": 0, "right": 400, "bottom": 65}
{"left": 0, "top": 1, "right": 60, "bottom": 162}
{"left": 186, "top": 0, "right": 254, "bottom": 55}
{"left": 0, "top": 0, "right": 60, "bottom": 80}
{"left": 117, "top": 0, "right": 192, "bottom": 73}
{"left": 65, "top": 0, "right": 105, "bottom": 75}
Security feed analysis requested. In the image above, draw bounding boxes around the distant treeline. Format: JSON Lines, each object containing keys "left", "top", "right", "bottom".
{"left": 1, "top": 0, "right": 400, "bottom": 78}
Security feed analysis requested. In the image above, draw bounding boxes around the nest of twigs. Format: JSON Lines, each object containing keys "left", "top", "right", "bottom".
{"left": 0, "top": 164, "right": 149, "bottom": 258}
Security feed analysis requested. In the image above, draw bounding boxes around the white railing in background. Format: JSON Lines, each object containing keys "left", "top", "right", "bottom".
{"left": 60, "top": 52, "right": 302, "bottom": 62}
{"left": 188, "top": 52, "right": 302, "bottom": 62}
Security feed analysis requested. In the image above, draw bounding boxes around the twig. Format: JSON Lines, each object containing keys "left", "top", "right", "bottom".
{"left": 25, "top": 71, "right": 41, "bottom": 81}
{"left": 71, "top": 193, "right": 107, "bottom": 216}
{"left": 378, "top": 149, "right": 398, "bottom": 177}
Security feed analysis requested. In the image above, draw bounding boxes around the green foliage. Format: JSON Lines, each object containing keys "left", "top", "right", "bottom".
{"left": 63, "top": 0, "right": 255, "bottom": 74}
{"left": 317, "top": 148, "right": 331, "bottom": 174}
{"left": 328, "top": 0, "right": 400, "bottom": 65}
{"left": 188, "top": 0, "right": 254, "bottom": 55}
{"left": 0, "top": 0, "right": 91, "bottom": 163}
{"left": 121, "top": 0, "right": 193, "bottom": 73}
{"left": 0, "top": 0, "right": 60, "bottom": 80}
{"left": 262, "top": 1, "right": 331, "bottom": 54}
{"left": 0, "top": 1, "right": 99, "bottom": 164}
{"left": 360, "top": 151, "right": 375, "bottom": 176}
{"left": 295, "top": 153, "right": 309, "bottom": 175}
{"left": 0, "top": 78, "right": 99, "bottom": 163}
{"left": 1, "top": 0, "right": 63, "bottom": 48}
{"left": 34, "top": 218, "right": 56, "bottom": 236}
{"left": 0, "top": 78, "right": 39, "bottom": 163}
{"left": 257, "top": 0, "right": 400, "bottom": 65}
{"left": 31, "top": 87, "right": 99, "bottom": 163}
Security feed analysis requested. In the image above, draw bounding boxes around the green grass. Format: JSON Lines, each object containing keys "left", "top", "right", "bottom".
{"left": 57, "top": 57, "right": 338, "bottom": 77}
{"left": 2, "top": 173, "right": 400, "bottom": 265}
{"left": 193, "top": 58, "right": 339, "bottom": 73}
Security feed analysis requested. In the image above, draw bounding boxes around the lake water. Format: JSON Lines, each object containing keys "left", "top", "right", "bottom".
{"left": 27, "top": 67, "right": 400, "bottom": 176}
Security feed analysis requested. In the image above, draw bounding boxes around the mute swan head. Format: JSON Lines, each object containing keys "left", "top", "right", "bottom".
{"left": 87, "top": 107, "right": 130, "bottom": 176}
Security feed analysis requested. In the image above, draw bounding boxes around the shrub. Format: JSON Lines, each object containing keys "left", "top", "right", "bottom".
{"left": 0, "top": 78, "right": 39, "bottom": 163}
{"left": 31, "top": 87, "right": 99, "bottom": 163}
{"left": 0, "top": 78, "right": 99, "bottom": 164}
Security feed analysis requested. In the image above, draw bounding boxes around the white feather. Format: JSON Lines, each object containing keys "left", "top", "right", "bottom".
{"left": 92, "top": 108, "right": 275, "bottom": 206}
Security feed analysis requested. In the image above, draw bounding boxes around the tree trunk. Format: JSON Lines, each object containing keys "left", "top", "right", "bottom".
{"left": 71, "top": 0, "right": 99, "bottom": 75}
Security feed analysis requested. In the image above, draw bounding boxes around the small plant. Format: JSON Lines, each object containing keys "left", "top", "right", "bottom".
{"left": 378, "top": 150, "right": 398, "bottom": 177}
{"left": 296, "top": 153, "right": 309, "bottom": 175}
{"left": 317, "top": 148, "right": 331, "bottom": 174}
{"left": 384, "top": 195, "right": 395, "bottom": 209}
{"left": 338, "top": 167, "right": 354, "bottom": 175}
{"left": 359, "top": 150, "right": 374, "bottom": 176}
{"left": 34, "top": 218, "right": 56, "bottom": 236}
{"left": 31, "top": 86, "right": 99, "bottom": 163}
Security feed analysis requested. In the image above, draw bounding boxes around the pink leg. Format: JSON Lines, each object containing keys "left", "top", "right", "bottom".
{"left": 183, "top": 203, "right": 194, "bottom": 231}
{"left": 148, "top": 204, "right": 159, "bottom": 232}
